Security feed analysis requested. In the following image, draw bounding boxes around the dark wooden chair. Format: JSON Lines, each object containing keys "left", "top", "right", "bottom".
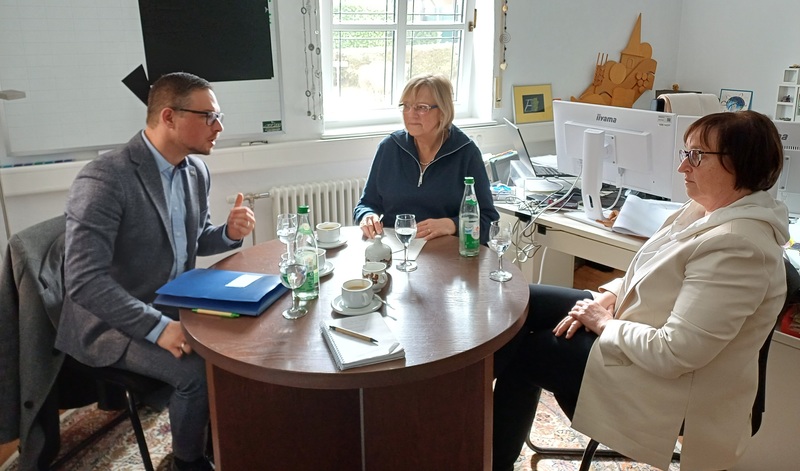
{"left": 526, "top": 257, "right": 800, "bottom": 470}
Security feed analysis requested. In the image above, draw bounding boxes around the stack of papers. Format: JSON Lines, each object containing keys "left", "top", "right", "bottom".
{"left": 612, "top": 195, "right": 684, "bottom": 238}
{"left": 154, "top": 268, "right": 288, "bottom": 316}
{"left": 320, "top": 312, "right": 405, "bottom": 370}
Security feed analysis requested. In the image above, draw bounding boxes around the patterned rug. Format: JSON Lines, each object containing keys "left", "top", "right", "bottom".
{"left": 515, "top": 390, "right": 680, "bottom": 471}
{"left": 0, "top": 406, "right": 174, "bottom": 471}
{"left": 1, "top": 391, "right": 679, "bottom": 470}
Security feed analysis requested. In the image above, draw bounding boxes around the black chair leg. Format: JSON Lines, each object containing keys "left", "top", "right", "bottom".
{"left": 579, "top": 439, "right": 600, "bottom": 471}
{"left": 525, "top": 389, "right": 627, "bottom": 459}
{"left": 124, "top": 389, "right": 154, "bottom": 471}
{"left": 50, "top": 412, "right": 128, "bottom": 469}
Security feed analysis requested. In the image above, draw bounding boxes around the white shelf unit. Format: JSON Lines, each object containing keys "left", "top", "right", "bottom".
{"left": 775, "top": 68, "right": 800, "bottom": 122}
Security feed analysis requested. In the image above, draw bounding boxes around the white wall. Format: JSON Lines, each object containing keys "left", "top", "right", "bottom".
{"left": 3, "top": 0, "right": 797, "bottom": 259}
{"left": 499, "top": 1, "right": 683, "bottom": 110}
{"left": 677, "top": 0, "right": 800, "bottom": 116}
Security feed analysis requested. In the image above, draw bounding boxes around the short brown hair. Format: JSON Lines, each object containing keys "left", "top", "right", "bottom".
{"left": 684, "top": 111, "right": 783, "bottom": 192}
{"left": 400, "top": 74, "right": 455, "bottom": 137}
{"left": 146, "top": 72, "right": 212, "bottom": 127}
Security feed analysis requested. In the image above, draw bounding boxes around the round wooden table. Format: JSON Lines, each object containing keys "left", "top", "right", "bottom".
{"left": 183, "top": 226, "right": 529, "bottom": 470}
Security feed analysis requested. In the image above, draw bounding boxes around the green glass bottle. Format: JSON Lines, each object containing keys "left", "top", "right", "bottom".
{"left": 294, "top": 205, "right": 319, "bottom": 300}
{"left": 459, "top": 176, "right": 481, "bottom": 257}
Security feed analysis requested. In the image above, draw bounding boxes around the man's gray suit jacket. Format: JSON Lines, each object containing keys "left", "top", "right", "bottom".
{"left": 56, "top": 132, "right": 240, "bottom": 367}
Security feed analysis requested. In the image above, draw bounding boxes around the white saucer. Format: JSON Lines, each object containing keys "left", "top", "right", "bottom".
{"left": 319, "top": 261, "right": 334, "bottom": 277}
{"left": 317, "top": 239, "right": 347, "bottom": 249}
{"left": 331, "top": 295, "right": 382, "bottom": 316}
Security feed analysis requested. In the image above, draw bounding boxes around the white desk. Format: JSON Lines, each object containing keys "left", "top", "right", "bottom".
{"left": 496, "top": 202, "right": 643, "bottom": 286}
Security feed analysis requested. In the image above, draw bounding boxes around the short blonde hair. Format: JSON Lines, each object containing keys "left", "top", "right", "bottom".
{"left": 400, "top": 74, "right": 454, "bottom": 137}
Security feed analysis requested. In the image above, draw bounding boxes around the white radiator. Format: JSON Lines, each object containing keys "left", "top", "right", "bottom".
{"left": 270, "top": 178, "right": 367, "bottom": 229}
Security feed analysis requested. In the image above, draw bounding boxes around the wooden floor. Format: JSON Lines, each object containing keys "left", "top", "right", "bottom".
{"left": 1, "top": 438, "right": 17, "bottom": 464}
{"left": 573, "top": 261, "right": 625, "bottom": 291}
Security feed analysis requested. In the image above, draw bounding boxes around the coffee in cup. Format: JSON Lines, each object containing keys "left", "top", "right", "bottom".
{"left": 316, "top": 222, "right": 341, "bottom": 243}
{"left": 341, "top": 278, "right": 373, "bottom": 309}
{"left": 362, "top": 261, "right": 388, "bottom": 291}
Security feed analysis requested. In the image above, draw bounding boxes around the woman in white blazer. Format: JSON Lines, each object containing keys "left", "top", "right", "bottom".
{"left": 493, "top": 111, "right": 790, "bottom": 471}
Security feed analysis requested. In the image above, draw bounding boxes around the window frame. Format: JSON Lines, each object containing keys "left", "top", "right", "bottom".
{"left": 319, "top": 0, "right": 477, "bottom": 131}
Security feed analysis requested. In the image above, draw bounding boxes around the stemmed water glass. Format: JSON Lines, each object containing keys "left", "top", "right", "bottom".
{"left": 394, "top": 213, "right": 418, "bottom": 272}
{"left": 278, "top": 259, "right": 308, "bottom": 319}
{"left": 276, "top": 213, "right": 298, "bottom": 259}
{"left": 488, "top": 220, "right": 513, "bottom": 282}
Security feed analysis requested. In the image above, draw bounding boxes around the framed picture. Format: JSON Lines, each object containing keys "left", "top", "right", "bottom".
{"left": 719, "top": 89, "right": 753, "bottom": 112}
{"left": 513, "top": 84, "right": 554, "bottom": 124}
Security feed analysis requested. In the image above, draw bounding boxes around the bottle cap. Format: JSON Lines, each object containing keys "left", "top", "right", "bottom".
{"left": 464, "top": 176, "right": 474, "bottom": 184}
{"left": 297, "top": 205, "right": 309, "bottom": 214}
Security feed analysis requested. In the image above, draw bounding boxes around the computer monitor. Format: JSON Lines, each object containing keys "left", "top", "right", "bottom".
{"left": 553, "top": 100, "right": 687, "bottom": 221}
{"left": 772, "top": 120, "right": 800, "bottom": 217}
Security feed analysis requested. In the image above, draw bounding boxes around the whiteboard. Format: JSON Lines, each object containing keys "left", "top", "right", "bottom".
{"left": 0, "top": 0, "right": 282, "bottom": 158}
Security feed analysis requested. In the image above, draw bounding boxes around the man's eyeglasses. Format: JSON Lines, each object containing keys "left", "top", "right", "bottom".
{"left": 176, "top": 108, "right": 224, "bottom": 126}
{"left": 399, "top": 103, "right": 439, "bottom": 115}
{"left": 678, "top": 149, "right": 724, "bottom": 167}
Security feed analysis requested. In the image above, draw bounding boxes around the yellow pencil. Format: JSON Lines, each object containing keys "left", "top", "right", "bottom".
{"left": 329, "top": 325, "right": 378, "bottom": 344}
{"left": 191, "top": 308, "right": 240, "bottom": 318}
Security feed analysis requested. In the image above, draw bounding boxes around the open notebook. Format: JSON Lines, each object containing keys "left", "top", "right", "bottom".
{"left": 320, "top": 312, "right": 405, "bottom": 370}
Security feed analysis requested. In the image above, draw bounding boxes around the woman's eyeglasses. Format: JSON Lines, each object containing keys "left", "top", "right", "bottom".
{"left": 678, "top": 149, "right": 724, "bottom": 167}
{"left": 176, "top": 108, "right": 225, "bottom": 126}
{"left": 398, "top": 103, "right": 439, "bottom": 115}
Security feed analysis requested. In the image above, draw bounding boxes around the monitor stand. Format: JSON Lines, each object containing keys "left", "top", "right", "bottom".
{"left": 562, "top": 127, "right": 612, "bottom": 231}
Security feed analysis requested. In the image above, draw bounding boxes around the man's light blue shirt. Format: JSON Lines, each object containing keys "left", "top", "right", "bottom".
{"left": 141, "top": 132, "right": 237, "bottom": 343}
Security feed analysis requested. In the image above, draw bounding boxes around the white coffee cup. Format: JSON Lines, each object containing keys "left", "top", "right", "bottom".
{"left": 316, "top": 222, "right": 341, "bottom": 243}
{"left": 316, "top": 247, "right": 327, "bottom": 269}
{"left": 362, "top": 261, "right": 388, "bottom": 291}
{"left": 341, "top": 278, "right": 373, "bottom": 309}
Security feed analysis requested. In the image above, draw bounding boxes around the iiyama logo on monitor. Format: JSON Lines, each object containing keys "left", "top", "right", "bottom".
{"left": 779, "top": 133, "right": 789, "bottom": 141}
{"left": 595, "top": 113, "right": 617, "bottom": 123}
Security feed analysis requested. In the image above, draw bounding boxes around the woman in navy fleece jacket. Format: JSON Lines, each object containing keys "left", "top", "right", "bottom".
{"left": 354, "top": 74, "right": 498, "bottom": 244}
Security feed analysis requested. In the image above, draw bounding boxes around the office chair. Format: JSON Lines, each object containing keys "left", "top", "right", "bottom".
{"left": 526, "top": 257, "right": 800, "bottom": 470}
{"left": 1, "top": 215, "right": 167, "bottom": 471}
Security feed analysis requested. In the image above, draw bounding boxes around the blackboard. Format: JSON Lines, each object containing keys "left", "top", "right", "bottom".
{"left": 0, "top": 0, "right": 282, "bottom": 158}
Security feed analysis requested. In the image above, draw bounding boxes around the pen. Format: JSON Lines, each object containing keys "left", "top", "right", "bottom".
{"left": 192, "top": 308, "right": 240, "bottom": 318}
{"left": 329, "top": 325, "right": 379, "bottom": 344}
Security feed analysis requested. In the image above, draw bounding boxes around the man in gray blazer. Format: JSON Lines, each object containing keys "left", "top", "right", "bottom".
{"left": 56, "top": 72, "right": 255, "bottom": 471}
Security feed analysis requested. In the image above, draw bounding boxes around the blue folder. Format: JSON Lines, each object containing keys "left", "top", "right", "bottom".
{"left": 154, "top": 268, "right": 289, "bottom": 316}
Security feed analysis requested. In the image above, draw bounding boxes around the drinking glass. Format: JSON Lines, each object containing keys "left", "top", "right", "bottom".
{"left": 276, "top": 213, "right": 298, "bottom": 259}
{"left": 488, "top": 220, "right": 513, "bottom": 282}
{"left": 394, "top": 213, "right": 418, "bottom": 272}
{"left": 279, "top": 260, "right": 308, "bottom": 319}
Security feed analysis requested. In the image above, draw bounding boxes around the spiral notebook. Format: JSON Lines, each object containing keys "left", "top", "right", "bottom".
{"left": 320, "top": 312, "right": 406, "bottom": 370}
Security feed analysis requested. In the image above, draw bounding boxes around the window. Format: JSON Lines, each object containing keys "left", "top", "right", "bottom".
{"left": 320, "top": 0, "right": 475, "bottom": 129}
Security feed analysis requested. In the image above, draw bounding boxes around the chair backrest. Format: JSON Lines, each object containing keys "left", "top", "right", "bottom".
{"left": 8, "top": 215, "right": 67, "bottom": 327}
{"left": 752, "top": 256, "right": 800, "bottom": 435}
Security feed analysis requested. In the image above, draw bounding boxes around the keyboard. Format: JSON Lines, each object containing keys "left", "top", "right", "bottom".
{"left": 532, "top": 164, "right": 570, "bottom": 178}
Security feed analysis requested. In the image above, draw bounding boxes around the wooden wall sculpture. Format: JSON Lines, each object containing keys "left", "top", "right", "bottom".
{"left": 571, "top": 14, "right": 657, "bottom": 108}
